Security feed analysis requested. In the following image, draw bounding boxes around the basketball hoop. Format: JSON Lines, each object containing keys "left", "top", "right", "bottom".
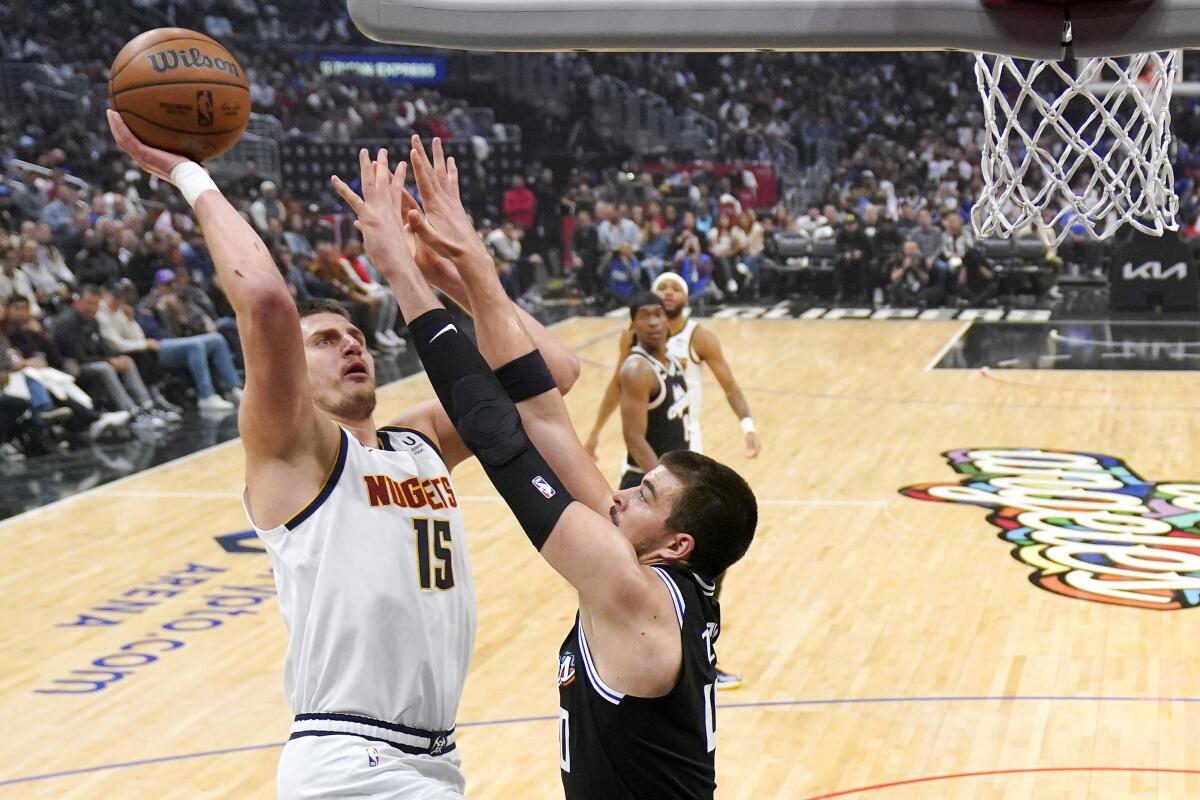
{"left": 971, "top": 48, "right": 1180, "bottom": 245}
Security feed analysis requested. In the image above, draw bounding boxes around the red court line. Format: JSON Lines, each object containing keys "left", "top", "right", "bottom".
{"left": 803, "top": 767, "right": 1200, "bottom": 799}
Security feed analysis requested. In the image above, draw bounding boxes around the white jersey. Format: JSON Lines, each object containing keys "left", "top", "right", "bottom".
{"left": 246, "top": 425, "right": 476, "bottom": 734}
{"left": 666, "top": 316, "right": 704, "bottom": 453}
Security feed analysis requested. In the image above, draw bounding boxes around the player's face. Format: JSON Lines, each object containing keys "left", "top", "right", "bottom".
{"left": 654, "top": 282, "right": 687, "bottom": 319}
{"left": 609, "top": 465, "right": 689, "bottom": 562}
{"left": 632, "top": 305, "right": 667, "bottom": 349}
{"left": 300, "top": 312, "right": 377, "bottom": 421}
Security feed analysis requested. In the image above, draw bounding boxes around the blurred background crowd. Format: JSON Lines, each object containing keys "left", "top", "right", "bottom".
{"left": 3, "top": 0, "right": 1200, "bottom": 463}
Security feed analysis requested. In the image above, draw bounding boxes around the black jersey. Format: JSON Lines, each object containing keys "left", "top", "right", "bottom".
{"left": 620, "top": 345, "right": 690, "bottom": 486}
{"left": 557, "top": 566, "right": 720, "bottom": 800}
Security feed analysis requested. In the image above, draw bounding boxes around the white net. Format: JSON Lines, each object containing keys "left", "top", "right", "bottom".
{"left": 971, "top": 50, "right": 1179, "bottom": 246}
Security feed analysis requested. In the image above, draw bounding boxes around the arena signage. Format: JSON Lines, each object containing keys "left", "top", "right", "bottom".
{"left": 317, "top": 54, "right": 446, "bottom": 84}
{"left": 901, "top": 449, "right": 1200, "bottom": 610}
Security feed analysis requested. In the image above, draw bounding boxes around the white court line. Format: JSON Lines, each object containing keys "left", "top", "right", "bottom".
{"left": 924, "top": 318, "right": 974, "bottom": 372}
{"left": 102, "top": 490, "right": 890, "bottom": 508}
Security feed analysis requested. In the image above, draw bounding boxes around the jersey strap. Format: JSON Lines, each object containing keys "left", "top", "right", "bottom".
{"left": 284, "top": 426, "right": 349, "bottom": 531}
{"left": 650, "top": 566, "right": 685, "bottom": 629}
{"left": 576, "top": 618, "right": 625, "bottom": 705}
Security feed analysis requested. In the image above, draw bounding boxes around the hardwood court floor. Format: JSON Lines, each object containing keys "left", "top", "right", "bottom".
{"left": 2, "top": 316, "right": 1199, "bottom": 799}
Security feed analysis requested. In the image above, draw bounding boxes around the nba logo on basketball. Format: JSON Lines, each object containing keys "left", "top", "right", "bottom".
{"left": 532, "top": 476, "right": 556, "bottom": 499}
{"left": 196, "top": 90, "right": 214, "bottom": 126}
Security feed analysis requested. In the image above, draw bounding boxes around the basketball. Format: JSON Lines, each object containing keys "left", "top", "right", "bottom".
{"left": 108, "top": 28, "right": 250, "bottom": 162}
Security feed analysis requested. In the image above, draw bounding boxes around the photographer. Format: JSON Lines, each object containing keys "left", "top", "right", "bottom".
{"left": 886, "top": 239, "right": 931, "bottom": 306}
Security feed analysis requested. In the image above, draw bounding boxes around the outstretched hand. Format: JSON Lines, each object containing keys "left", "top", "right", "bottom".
{"left": 390, "top": 175, "right": 463, "bottom": 294}
{"left": 403, "top": 135, "right": 491, "bottom": 267}
{"left": 330, "top": 148, "right": 417, "bottom": 279}
{"left": 106, "top": 109, "right": 191, "bottom": 183}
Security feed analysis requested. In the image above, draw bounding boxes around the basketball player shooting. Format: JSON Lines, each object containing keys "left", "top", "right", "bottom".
{"left": 332, "top": 138, "right": 757, "bottom": 800}
{"left": 106, "top": 111, "right": 579, "bottom": 800}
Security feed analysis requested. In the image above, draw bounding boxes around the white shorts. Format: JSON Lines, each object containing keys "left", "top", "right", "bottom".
{"left": 277, "top": 734, "right": 467, "bottom": 799}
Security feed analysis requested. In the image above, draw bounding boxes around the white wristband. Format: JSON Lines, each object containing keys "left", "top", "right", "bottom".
{"left": 169, "top": 162, "right": 219, "bottom": 208}
{"left": 740, "top": 417, "right": 756, "bottom": 435}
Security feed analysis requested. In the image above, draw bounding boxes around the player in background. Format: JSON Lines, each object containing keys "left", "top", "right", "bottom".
{"left": 585, "top": 271, "right": 761, "bottom": 461}
{"left": 334, "top": 139, "right": 757, "bottom": 800}
{"left": 614, "top": 291, "right": 691, "bottom": 490}
{"left": 585, "top": 270, "right": 761, "bottom": 689}
{"left": 108, "top": 111, "right": 579, "bottom": 799}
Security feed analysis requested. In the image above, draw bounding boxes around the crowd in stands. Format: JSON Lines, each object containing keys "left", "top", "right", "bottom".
{"left": 5, "top": 0, "right": 1200, "bottom": 462}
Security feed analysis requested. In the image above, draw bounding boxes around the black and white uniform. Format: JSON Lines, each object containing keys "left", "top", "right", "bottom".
{"left": 244, "top": 425, "right": 476, "bottom": 799}
{"left": 557, "top": 566, "right": 721, "bottom": 799}
{"left": 618, "top": 344, "right": 690, "bottom": 490}
{"left": 666, "top": 316, "right": 704, "bottom": 453}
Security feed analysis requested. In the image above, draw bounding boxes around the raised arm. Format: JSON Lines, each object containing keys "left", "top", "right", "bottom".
{"left": 334, "top": 146, "right": 658, "bottom": 616}
{"left": 398, "top": 137, "right": 615, "bottom": 513}
{"left": 584, "top": 327, "right": 634, "bottom": 459}
{"left": 692, "top": 325, "right": 761, "bottom": 458}
{"left": 107, "top": 111, "right": 332, "bottom": 521}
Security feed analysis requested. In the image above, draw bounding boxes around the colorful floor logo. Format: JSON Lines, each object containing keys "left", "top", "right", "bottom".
{"left": 901, "top": 449, "right": 1200, "bottom": 610}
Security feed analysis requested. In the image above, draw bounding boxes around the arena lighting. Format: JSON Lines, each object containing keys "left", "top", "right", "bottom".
{"left": 347, "top": 0, "right": 1200, "bottom": 59}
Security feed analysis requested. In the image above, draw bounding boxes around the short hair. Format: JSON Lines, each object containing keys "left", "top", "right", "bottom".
{"left": 296, "top": 298, "right": 351, "bottom": 321}
{"left": 660, "top": 450, "right": 757, "bottom": 579}
{"left": 77, "top": 283, "right": 101, "bottom": 298}
{"left": 628, "top": 290, "right": 664, "bottom": 320}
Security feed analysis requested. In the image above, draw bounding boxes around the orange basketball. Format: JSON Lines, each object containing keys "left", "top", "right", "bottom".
{"left": 109, "top": 28, "right": 250, "bottom": 162}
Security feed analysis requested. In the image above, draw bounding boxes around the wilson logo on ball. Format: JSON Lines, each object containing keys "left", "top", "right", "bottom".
{"left": 146, "top": 48, "right": 242, "bottom": 77}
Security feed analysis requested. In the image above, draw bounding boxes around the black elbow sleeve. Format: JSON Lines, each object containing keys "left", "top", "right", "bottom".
{"left": 408, "top": 309, "right": 573, "bottom": 549}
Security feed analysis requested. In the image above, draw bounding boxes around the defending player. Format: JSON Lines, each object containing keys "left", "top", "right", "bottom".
{"left": 585, "top": 271, "right": 761, "bottom": 461}
{"left": 334, "top": 139, "right": 757, "bottom": 800}
{"left": 108, "top": 112, "right": 579, "bottom": 799}
{"left": 586, "top": 271, "right": 761, "bottom": 689}
{"left": 615, "top": 291, "right": 691, "bottom": 490}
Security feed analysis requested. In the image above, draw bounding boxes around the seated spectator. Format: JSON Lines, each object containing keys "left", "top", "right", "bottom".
{"left": 50, "top": 285, "right": 166, "bottom": 430}
{"left": 956, "top": 248, "right": 999, "bottom": 306}
{"left": 834, "top": 214, "right": 873, "bottom": 303}
{"left": 733, "top": 210, "right": 765, "bottom": 290}
{"left": 19, "top": 236, "right": 74, "bottom": 311}
{"left": 128, "top": 283, "right": 245, "bottom": 413}
{"left": 96, "top": 283, "right": 182, "bottom": 417}
{"left": 502, "top": 175, "right": 536, "bottom": 232}
{"left": 486, "top": 221, "right": 524, "bottom": 300}
{"left": 911, "top": 209, "right": 943, "bottom": 267}
{"left": 1, "top": 301, "right": 129, "bottom": 446}
{"left": 1, "top": 245, "right": 41, "bottom": 315}
{"left": 341, "top": 239, "right": 404, "bottom": 350}
{"left": 886, "top": 239, "right": 932, "bottom": 306}
{"left": 707, "top": 212, "right": 742, "bottom": 296}
{"left": 673, "top": 231, "right": 722, "bottom": 303}
{"left": 640, "top": 219, "right": 673, "bottom": 282}
{"left": 308, "top": 242, "right": 383, "bottom": 348}
{"left": 569, "top": 209, "right": 602, "bottom": 298}
{"left": 282, "top": 212, "right": 316, "bottom": 265}
{"left": 796, "top": 205, "right": 825, "bottom": 236}
{"left": 250, "top": 181, "right": 286, "bottom": 235}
